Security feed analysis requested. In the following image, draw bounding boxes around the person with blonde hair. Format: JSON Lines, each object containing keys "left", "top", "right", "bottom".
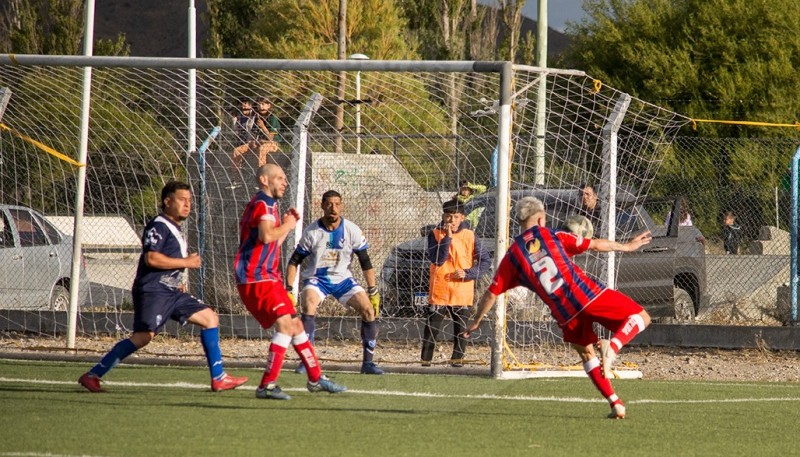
{"left": 465, "top": 196, "right": 653, "bottom": 419}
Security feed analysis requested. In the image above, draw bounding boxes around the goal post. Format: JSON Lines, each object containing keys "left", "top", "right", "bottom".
{"left": 0, "top": 55, "right": 689, "bottom": 376}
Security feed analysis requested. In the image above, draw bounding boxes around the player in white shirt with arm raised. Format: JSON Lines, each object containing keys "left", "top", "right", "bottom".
{"left": 285, "top": 190, "right": 384, "bottom": 375}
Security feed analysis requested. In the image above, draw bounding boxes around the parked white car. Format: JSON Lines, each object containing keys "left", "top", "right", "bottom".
{"left": 0, "top": 205, "right": 90, "bottom": 310}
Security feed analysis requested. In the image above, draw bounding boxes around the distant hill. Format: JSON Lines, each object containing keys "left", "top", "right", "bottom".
{"left": 2, "top": 0, "right": 568, "bottom": 58}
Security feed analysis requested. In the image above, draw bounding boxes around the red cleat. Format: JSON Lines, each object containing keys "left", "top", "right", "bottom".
{"left": 211, "top": 373, "right": 248, "bottom": 392}
{"left": 78, "top": 372, "right": 104, "bottom": 393}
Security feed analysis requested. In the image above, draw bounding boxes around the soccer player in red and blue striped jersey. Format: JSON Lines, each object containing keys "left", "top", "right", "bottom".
{"left": 235, "top": 164, "right": 346, "bottom": 400}
{"left": 465, "top": 196, "right": 652, "bottom": 419}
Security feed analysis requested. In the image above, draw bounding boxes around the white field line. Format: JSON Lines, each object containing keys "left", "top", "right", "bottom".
{"left": 2, "top": 376, "right": 800, "bottom": 405}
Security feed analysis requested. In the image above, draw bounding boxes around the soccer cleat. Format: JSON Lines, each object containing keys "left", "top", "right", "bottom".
{"left": 608, "top": 403, "right": 626, "bottom": 419}
{"left": 256, "top": 384, "right": 291, "bottom": 400}
{"left": 600, "top": 339, "right": 617, "bottom": 379}
{"left": 78, "top": 372, "right": 104, "bottom": 393}
{"left": 360, "top": 361, "right": 384, "bottom": 375}
{"left": 211, "top": 373, "right": 249, "bottom": 392}
{"left": 307, "top": 374, "right": 347, "bottom": 393}
{"left": 421, "top": 361, "right": 432, "bottom": 367}
{"left": 450, "top": 359, "right": 464, "bottom": 368}
{"left": 294, "top": 363, "right": 307, "bottom": 374}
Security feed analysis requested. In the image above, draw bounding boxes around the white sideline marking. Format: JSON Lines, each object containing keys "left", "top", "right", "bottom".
{"left": 2, "top": 377, "right": 800, "bottom": 405}
{"left": 500, "top": 370, "right": 643, "bottom": 379}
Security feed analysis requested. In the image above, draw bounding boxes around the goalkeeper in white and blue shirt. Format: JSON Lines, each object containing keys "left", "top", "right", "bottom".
{"left": 285, "top": 190, "right": 383, "bottom": 375}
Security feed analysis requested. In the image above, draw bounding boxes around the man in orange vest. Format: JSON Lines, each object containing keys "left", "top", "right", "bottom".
{"left": 421, "top": 199, "right": 491, "bottom": 367}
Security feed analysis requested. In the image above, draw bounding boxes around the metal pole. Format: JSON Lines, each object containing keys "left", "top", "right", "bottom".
{"left": 67, "top": 0, "right": 96, "bottom": 349}
{"left": 196, "top": 126, "right": 220, "bottom": 301}
{"left": 491, "top": 62, "right": 513, "bottom": 378}
{"left": 533, "top": 0, "right": 548, "bottom": 185}
{"left": 791, "top": 146, "right": 800, "bottom": 325}
{"left": 600, "top": 94, "right": 631, "bottom": 288}
{"left": 349, "top": 53, "right": 369, "bottom": 154}
{"left": 188, "top": 0, "right": 198, "bottom": 293}
{"left": 355, "top": 70, "right": 361, "bottom": 154}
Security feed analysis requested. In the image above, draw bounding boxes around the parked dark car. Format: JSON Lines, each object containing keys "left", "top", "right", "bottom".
{"left": 0, "top": 205, "right": 90, "bottom": 310}
{"left": 381, "top": 189, "right": 708, "bottom": 322}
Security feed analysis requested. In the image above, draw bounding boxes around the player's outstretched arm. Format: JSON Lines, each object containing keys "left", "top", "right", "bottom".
{"left": 463, "top": 290, "right": 498, "bottom": 338}
{"left": 588, "top": 230, "right": 652, "bottom": 253}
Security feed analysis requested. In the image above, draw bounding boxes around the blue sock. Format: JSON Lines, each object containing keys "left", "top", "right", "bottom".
{"left": 90, "top": 339, "right": 137, "bottom": 378}
{"left": 301, "top": 314, "right": 316, "bottom": 344}
{"left": 200, "top": 327, "right": 225, "bottom": 381}
{"left": 361, "top": 320, "right": 377, "bottom": 364}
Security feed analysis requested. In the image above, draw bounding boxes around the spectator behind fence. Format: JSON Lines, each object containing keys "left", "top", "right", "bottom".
{"left": 231, "top": 98, "right": 279, "bottom": 168}
{"left": 452, "top": 180, "right": 487, "bottom": 228}
{"left": 421, "top": 199, "right": 491, "bottom": 367}
{"left": 255, "top": 97, "right": 281, "bottom": 144}
{"left": 666, "top": 196, "right": 693, "bottom": 227}
{"left": 578, "top": 183, "right": 602, "bottom": 229}
{"left": 453, "top": 180, "right": 486, "bottom": 204}
{"left": 722, "top": 211, "right": 741, "bottom": 255}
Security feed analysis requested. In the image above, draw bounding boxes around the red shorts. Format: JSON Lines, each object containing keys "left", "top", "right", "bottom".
{"left": 237, "top": 281, "right": 296, "bottom": 329}
{"left": 560, "top": 289, "right": 644, "bottom": 347}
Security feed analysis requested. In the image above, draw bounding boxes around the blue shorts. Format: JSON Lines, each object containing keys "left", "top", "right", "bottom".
{"left": 132, "top": 290, "right": 208, "bottom": 333}
{"left": 302, "top": 277, "right": 364, "bottom": 305}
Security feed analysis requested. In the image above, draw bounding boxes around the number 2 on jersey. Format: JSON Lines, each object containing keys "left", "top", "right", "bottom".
{"left": 532, "top": 256, "right": 564, "bottom": 294}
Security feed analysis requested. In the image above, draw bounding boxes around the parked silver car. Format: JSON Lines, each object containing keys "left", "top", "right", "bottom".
{"left": 0, "top": 205, "right": 90, "bottom": 310}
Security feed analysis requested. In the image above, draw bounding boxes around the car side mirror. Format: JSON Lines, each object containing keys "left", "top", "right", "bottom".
{"left": 420, "top": 224, "right": 437, "bottom": 237}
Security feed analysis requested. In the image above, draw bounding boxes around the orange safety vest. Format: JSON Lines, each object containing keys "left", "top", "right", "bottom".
{"left": 428, "top": 227, "right": 476, "bottom": 307}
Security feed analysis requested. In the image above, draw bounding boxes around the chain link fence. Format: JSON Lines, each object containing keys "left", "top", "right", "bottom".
{"left": 650, "top": 136, "right": 798, "bottom": 325}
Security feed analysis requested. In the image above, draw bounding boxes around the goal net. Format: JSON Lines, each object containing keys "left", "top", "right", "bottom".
{"left": 0, "top": 56, "right": 688, "bottom": 375}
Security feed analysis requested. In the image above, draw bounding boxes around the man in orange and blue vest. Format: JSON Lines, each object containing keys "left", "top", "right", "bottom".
{"left": 421, "top": 199, "right": 491, "bottom": 367}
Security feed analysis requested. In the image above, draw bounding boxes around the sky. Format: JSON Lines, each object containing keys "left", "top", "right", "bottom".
{"left": 478, "top": 0, "right": 587, "bottom": 32}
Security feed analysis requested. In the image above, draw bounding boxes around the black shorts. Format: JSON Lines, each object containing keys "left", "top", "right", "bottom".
{"left": 132, "top": 290, "right": 208, "bottom": 333}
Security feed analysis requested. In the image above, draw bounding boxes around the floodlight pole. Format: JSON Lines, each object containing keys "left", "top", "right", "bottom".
{"left": 349, "top": 53, "right": 370, "bottom": 154}
{"left": 534, "top": 0, "right": 548, "bottom": 185}
{"left": 791, "top": 146, "right": 800, "bottom": 325}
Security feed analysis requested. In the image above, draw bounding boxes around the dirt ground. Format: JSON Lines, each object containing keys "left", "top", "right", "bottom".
{"left": 2, "top": 334, "right": 799, "bottom": 382}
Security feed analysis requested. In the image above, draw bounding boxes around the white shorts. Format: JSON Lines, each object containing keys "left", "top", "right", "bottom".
{"left": 302, "top": 277, "right": 364, "bottom": 306}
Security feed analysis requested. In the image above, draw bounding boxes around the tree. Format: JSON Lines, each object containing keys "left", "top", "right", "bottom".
{"left": 0, "top": 0, "right": 129, "bottom": 55}
{"left": 562, "top": 0, "right": 800, "bottom": 138}
{"left": 562, "top": 0, "right": 800, "bottom": 240}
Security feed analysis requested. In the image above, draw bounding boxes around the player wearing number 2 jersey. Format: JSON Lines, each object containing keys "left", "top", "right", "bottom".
{"left": 465, "top": 196, "right": 653, "bottom": 419}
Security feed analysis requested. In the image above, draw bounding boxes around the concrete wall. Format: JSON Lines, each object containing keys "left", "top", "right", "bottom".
{"left": 704, "top": 226, "right": 790, "bottom": 324}
{"left": 308, "top": 152, "right": 448, "bottom": 269}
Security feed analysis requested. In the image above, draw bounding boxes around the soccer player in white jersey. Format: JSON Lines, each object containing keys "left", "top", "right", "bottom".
{"left": 285, "top": 190, "right": 383, "bottom": 374}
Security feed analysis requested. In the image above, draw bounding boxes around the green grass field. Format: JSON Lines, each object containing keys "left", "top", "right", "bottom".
{"left": 1, "top": 358, "right": 798, "bottom": 457}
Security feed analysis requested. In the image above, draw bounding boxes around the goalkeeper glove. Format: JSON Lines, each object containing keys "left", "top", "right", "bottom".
{"left": 286, "top": 285, "right": 297, "bottom": 307}
{"left": 367, "top": 286, "right": 380, "bottom": 317}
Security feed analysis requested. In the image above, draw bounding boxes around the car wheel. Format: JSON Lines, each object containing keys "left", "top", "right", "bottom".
{"left": 673, "top": 287, "right": 696, "bottom": 323}
{"left": 50, "top": 285, "right": 70, "bottom": 311}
